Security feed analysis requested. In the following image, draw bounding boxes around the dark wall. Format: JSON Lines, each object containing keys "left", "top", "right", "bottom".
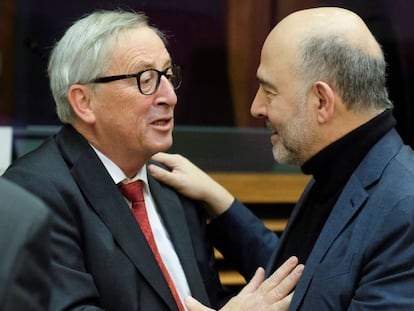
{"left": 12, "top": 0, "right": 233, "bottom": 126}
{"left": 9, "top": 0, "right": 414, "bottom": 148}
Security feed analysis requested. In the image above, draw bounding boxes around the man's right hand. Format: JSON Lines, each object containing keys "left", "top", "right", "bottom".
{"left": 185, "top": 256, "right": 304, "bottom": 311}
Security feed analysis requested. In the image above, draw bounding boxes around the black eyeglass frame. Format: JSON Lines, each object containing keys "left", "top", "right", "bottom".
{"left": 89, "top": 64, "right": 182, "bottom": 95}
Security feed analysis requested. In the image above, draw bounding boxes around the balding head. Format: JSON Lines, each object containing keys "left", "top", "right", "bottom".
{"left": 271, "top": 7, "right": 382, "bottom": 57}
{"left": 260, "top": 7, "right": 392, "bottom": 112}
{"left": 252, "top": 7, "right": 393, "bottom": 164}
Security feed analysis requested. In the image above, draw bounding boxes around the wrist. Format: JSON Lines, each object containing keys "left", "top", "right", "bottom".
{"left": 202, "top": 185, "right": 234, "bottom": 218}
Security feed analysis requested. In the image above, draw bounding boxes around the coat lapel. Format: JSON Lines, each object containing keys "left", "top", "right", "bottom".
{"left": 56, "top": 126, "right": 179, "bottom": 310}
{"left": 147, "top": 173, "right": 210, "bottom": 305}
{"left": 289, "top": 176, "right": 368, "bottom": 310}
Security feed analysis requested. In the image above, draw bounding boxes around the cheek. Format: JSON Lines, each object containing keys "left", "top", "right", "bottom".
{"left": 115, "top": 88, "right": 152, "bottom": 119}
{"left": 102, "top": 96, "right": 151, "bottom": 138}
{"left": 267, "top": 100, "right": 288, "bottom": 125}
{"left": 132, "top": 99, "right": 153, "bottom": 125}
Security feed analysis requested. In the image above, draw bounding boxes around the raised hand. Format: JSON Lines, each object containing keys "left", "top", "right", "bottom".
{"left": 185, "top": 256, "right": 304, "bottom": 311}
{"left": 149, "top": 152, "right": 234, "bottom": 217}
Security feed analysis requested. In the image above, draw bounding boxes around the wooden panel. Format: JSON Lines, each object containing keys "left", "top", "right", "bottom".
{"left": 226, "top": 0, "right": 273, "bottom": 127}
{"left": 208, "top": 172, "right": 310, "bottom": 203}
{"left": 219, "top": 270, "right": 246, "bottom": 286}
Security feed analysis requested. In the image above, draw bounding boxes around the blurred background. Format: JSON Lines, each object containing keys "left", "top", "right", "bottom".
{"left": 1, "top": 0, "right": 414, "bottom": 147}
{"left": 1, "top": 0, "right": 413, "bottom": 291}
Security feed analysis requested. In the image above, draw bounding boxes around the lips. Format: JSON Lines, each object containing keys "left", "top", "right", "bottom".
{"left": 150, "top": 117, "right": 174, "bottom": 130}
{"left": 266, "top": 120, "right": 278, "bottom": 135}
{"left": 152, "top": 119, "right": 170, "bottom": 126}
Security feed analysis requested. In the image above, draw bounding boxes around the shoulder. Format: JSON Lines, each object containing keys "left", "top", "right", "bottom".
{"left": 0, "top": 178, "right": 50, "bottom": 228}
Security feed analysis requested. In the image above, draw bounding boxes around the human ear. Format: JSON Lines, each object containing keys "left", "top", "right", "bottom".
{"left": 67, "top": 84, "right": 96, "bottom": 124}
{"left": 312, "top": 81, "right": 335, "bottom": 124}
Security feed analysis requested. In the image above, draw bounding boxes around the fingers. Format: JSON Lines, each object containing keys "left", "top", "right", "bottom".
{"left": 151, "top": 152, "right": 194, "bottom": 172}
{"left": 273, "top": 291, "right": 294, "bottom": 311}
{"left": 259, "top": 256, "right": 298, "bottom": 293}
{"left": 207, "top": 260, "right": 303, "bottom": 311}
{"left": 268, "top": 264, "right": 303, "bottom": 303}
{"left": 148, "top": 152, "right": 184, "bottom": 185}
{"left": 151, "top": 152, "right": 179, "bottom": 167}
{"left": 185, "top": 296, "right": 216, "bottom": 311}
{"left": 147, "top": 163, "right": 171, "bottom": 181}
{"left": 259, "top": 256, "right": 304, "bottom": 302}
{"left": 238, "top": 267, "right": 266, "bottom": 295}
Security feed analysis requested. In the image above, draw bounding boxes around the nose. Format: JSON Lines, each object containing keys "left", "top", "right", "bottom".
{"left": 250, "top": 88, "right": 266, "bottom": 118}
{"left": 155, "top": 76, "right": 177, "bottom": 106}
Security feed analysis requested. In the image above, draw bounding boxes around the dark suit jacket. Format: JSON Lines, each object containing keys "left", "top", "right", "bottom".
{"left": 0, "top": 177, "right": 51, "bottom": 311}
{"left": 210, "top": 128, "right": 414, "bottom": 310}
{"left": 4, "top": 125, "right": 225, "bottom": 311}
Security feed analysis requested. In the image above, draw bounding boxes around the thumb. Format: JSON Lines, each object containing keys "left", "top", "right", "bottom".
{"left": 185, "top": 296, "right": 215, "bottom": 311}
{"left": 147, "top": 163, "right": 171, "bottom": 181}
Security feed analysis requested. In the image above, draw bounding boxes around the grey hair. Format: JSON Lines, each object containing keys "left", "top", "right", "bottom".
{"left": 48, "top": 10, "right": 167, "bottom": 123}
{"left": 297, "top": 35, "right": 393, "bottom": 112}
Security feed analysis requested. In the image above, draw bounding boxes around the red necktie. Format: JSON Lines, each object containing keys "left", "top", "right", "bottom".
{"left": 119, "top": 180, "right": 185, "bottom": 311}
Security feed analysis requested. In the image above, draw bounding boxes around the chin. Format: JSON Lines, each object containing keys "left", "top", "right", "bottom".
{"left": 153, "top": 139, "right": 173, "bottom": 153}
{"left": 273, "top": 146, "right": 293, "bottom": 165}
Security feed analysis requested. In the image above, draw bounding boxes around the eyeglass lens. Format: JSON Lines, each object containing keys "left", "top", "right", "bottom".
{"left": 138, "top": 66, "right": 181, "bottom": 95}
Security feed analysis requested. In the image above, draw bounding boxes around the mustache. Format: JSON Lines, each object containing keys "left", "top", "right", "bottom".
{"left": 265, "top": 119, "right": 277, "bottom": 133}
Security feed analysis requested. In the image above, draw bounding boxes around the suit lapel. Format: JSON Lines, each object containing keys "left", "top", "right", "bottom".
{"left": 289, "top": 176, "right": 368, "bottom": 309}
{"left": 56, "top": 126, "right": 179, "bottom": 310}
{"left": 148, "top": 173, "right": 210, "bottom": 305}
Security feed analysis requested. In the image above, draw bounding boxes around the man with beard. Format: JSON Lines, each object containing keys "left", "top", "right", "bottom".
{"left": 149, "top": 7, "right": 414, "bottom": 311}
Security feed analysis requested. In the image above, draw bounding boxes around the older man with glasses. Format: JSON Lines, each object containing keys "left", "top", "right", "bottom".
{"left": 3, "top": 9, "right": 301, "bottom": 311}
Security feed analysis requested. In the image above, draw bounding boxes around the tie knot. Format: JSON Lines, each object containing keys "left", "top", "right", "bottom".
{"left": 118, "top": 180, "right": 144, "bottom": 204}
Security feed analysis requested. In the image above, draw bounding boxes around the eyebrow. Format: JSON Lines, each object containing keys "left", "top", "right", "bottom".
{"left": 135, "top": 59, "right": 172, "bottom": 71}
{"left": 257, "top": 76, "right": 277, "bottom": 91}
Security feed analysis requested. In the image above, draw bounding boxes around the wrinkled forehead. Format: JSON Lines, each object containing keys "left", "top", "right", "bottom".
{"left": 110, "top": 26, "right": 167, "bottom": 55}
{"left": 109, "top": 26, "right": 171, "bottom": 69}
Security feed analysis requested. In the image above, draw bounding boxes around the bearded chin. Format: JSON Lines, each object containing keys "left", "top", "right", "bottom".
{"left": 272, "top": 143, "right": 288, "bottom": 164}
{"left": 272, "top": 142, "right": 302, "bottom": 166}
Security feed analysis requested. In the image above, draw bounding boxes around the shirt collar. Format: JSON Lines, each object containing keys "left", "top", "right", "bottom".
{"left": 90, "top": 145, "right": 147, "bottom": 185}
